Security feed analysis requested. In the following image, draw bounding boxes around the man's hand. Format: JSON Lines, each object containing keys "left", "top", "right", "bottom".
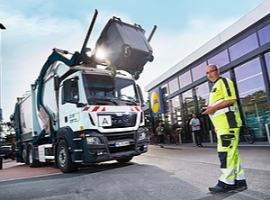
{"left": 202, "top": 106, "right": 216, "bottom": 115}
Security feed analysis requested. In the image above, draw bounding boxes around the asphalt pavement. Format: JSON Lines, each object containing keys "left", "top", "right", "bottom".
{"left": 141, "top": 141, "right": 270, "bottom": 200}
{"left": 0, "top": 141, "right": 269, "bottom": 199}
{"left": 0, "top": 141, "right": 269, "bottom": 182}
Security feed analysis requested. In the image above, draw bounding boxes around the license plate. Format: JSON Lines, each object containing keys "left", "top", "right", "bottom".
{"left": 115, "top": 141, "right": 130, "bottom": 147}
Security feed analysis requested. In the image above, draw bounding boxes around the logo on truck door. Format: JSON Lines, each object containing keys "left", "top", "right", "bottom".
{"left": 69, "top": 113, "right": 80, "bottom": 123}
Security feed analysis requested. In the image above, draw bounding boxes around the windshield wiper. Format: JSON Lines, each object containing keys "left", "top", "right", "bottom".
{"left": 109, "top": 99, "right": 118, "bottom": 105}
{"left": 120, "top": 99, "right": 137, "bottom": 105}
{"left": 87, "top": 97, "right": 118, "bottom": 105}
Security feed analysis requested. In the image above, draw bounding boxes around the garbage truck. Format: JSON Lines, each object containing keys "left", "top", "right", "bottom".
{"left": 10, "top": 10, "right": 157, "bottom": 173}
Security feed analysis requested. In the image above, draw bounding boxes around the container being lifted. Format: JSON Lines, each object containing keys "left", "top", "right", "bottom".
{"left": 91, "top": 16, "right": 157, "bottom": 79}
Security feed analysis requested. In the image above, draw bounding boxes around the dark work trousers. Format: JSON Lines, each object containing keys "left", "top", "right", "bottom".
{"left": 194, "top": 130, "right": 202, "bottom": 146}
{"left": 158, "top": 134, "right": 164, "bottom": 144}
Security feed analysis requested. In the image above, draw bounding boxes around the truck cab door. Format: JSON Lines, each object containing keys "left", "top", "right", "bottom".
{"left": 60, "top": 77, "right": 85, "bottom": 129}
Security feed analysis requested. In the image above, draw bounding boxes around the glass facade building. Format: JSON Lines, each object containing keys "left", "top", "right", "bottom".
{"left": 145, "top": 0, "right": 270, "bottom": 143}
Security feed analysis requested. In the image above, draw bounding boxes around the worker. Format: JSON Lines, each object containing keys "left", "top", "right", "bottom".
{"left": 202, "top": 64, "right": 247, "bottom": 193}
{"left": 189, "top": 113, "right": 203, "bottom": 147}
{"left": 156, "top": 122, "right": 165, "bottom": 148}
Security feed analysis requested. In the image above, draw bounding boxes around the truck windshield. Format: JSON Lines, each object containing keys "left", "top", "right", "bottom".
{"left": 82, "top": 74, "right": 140, "bottom": 106}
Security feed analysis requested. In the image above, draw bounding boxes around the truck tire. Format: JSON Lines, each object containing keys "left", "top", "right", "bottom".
{"left": 28, "top": 145, "right": 40, "bottom": 167}
{"left": 22, "top": 145, "right": 29, "bottom": 165}
{"left": 116, "top": 156, "right": 133, "bottom": 164}
{"left": 57, "top": 140, "right": 78, "bottom": 173}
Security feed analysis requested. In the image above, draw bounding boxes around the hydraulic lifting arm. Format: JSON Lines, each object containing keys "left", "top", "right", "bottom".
{"left": 36, "top": 9, "right": 98, "bottom": 111}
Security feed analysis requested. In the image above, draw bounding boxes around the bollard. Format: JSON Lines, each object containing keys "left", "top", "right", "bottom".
{"left": 209, "top": 130, "right": 213, "bottom": 143}
{"left": 192, "top": 132, "right": 195, "bottom": 144}
{"left": 264, "top": 124, "right": 270, "bottom": 143}
{"left": 178, "top": 134, "right": 182, "bottom": 144}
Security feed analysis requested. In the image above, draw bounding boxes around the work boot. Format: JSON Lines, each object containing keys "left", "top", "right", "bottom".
{"left": 234, "top": 180, "right": 247, "bottom": 191}
{"left": 209, "top": 181, "right": 235, "bottom": 193}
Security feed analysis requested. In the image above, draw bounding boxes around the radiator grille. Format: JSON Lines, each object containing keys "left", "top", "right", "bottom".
{"left": 99, "top": 112, "right": 137, "bottom": 128}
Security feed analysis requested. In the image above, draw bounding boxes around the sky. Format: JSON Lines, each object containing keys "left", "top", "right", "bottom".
{"left": 0, "top": 0, "right": 266, "bottom": 121}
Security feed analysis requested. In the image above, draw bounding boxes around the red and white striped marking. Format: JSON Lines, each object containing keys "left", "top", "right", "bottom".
{"left": 83, "top": 106, "right": 142, "bottom": 112}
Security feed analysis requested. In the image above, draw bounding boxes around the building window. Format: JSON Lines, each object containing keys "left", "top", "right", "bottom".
{"left": 164, "top": 99, "right": 170, "bottom": 112}
{"left": 179, "top": 70, "right": 192, "bottom": 88}
{"left": 171, "top": 95, "right": 180, "bottom": 109}
{"left": 182, "top": 89, "right": 194, "bottom": 118}
{"left": 235, "top": 58, "right": 268, "bottom": 138}
{"left": 258, "top": 23, "right": 270, "bottom": 46}
{"left": 207, "top": 49, "right": 229, "bottom": 68}
{"left": 168, "top": 78, "right": 179, "bottom": 94}
{"left": 171, "top": 95, "right": 182, "bottom": 125}
{"left": 191, "top": 62, "right": 207, "bottom": 81}
{"left": 264, "top": 52, "right": 270, "bottom": 83}
{"left": 161, "top": 84, "right": 169, "bottom": 97}
{"left": 229, "top": 33, "right": 259, "bottom": 61}
{"left": 264, "top": 51, "right": 270, "bottom": 125}
{"left": 196, "top": 82, "right": 209, "bottom": 110}
{"left": 195, "top": 82, "right": 212, "bottom": 142}
{"left": 221, "top": 71, "right": 230, "bottom": 79}
{"left": 265, "top": 52, "right": 270, "bottom": 84}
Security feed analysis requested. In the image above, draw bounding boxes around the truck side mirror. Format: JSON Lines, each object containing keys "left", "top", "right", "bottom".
{"left": 136, "top": 84, "right": 145, "bottom": 106}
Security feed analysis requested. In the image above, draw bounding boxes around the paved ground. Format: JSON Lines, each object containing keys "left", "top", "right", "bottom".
{"left": 0, "top": 159, "right": 61, "bottom": 182}
{"left": 0, "top": 142, "right": 270, "bottom": 200}
{"left": 0, "top": 141, "right": 269, "bottom": 182}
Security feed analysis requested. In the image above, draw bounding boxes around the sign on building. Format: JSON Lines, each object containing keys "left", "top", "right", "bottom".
{"left": 150, "top": 87, "right": 164, "bottom": 116}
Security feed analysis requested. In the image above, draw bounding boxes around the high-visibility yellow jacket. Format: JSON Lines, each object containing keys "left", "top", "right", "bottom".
{"left": 209, "top": 77, "right": 242, "bottom": 129}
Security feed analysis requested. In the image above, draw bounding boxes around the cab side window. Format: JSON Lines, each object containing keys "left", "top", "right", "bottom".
{"left": 62, "top": 77, "right": 79, "bottom": 104}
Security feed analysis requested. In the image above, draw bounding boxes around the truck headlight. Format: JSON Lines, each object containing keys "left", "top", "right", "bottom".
{"left": 138, "top": 132, "right": 146, "bottom": 140}
{"left": 86, "top": 137, "right": 101, "bottom": 144}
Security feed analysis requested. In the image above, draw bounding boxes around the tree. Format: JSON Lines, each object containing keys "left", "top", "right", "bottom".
{"left": 0, "top": 121, "right": 15, "bottom": 145}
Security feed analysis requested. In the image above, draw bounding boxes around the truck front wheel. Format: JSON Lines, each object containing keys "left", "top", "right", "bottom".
{"left": 116, "top": 156, "right": 133, "bottom": 164}
{"left": 57, "top": 140, "right": 78, "bottom": 173}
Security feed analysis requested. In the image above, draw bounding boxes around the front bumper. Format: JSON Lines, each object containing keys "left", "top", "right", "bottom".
{"left": 71, "top": 130, "right": 148, "bottom": 164}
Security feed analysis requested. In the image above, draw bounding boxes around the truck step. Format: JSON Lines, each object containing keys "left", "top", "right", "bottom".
{"left": 44, "top": 156, "right": 54, "bottom": 160}
{"left": 73, "top": 138, "right": 82, "bottom": 141}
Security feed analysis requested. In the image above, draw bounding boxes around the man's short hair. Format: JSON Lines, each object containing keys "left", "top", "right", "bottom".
{"left": 207, "top": 64, "right": 219, "bottom": 70}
